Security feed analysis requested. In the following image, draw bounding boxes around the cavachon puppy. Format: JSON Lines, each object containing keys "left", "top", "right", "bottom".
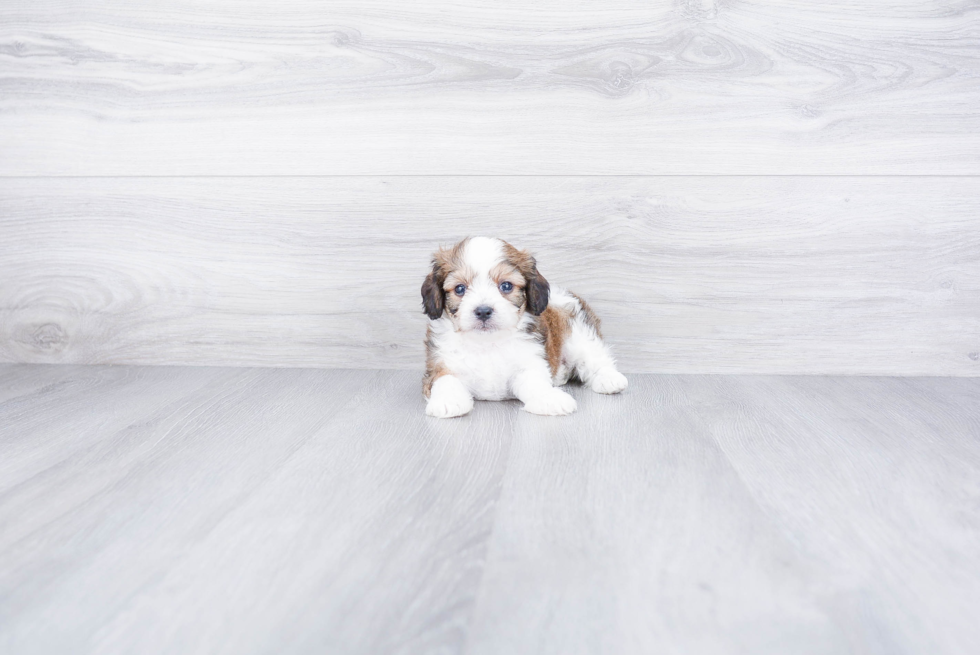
{"left": 420, "top": 237, "right": 628, "bottom": 418}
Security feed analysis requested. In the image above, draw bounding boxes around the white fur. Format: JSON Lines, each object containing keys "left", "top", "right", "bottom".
{"left": 452, "top": 237, "right": 524, "bottom": 334}
{"left": 549, "top": 287, "right": 629, "bottom": 394}
{"left": 426, "top": 375, "right": 474, "bottom": 418}
{"left": 425, "top": 237, "right": 626, "bottom": 418}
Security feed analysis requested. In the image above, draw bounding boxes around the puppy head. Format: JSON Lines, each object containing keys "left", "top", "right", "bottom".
{"left": 421, "top": 237, "right": 550, "bottom": 332}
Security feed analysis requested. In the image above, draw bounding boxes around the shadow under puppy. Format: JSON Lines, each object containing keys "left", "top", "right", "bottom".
{"left": 421, "top": 237, "right": 628, "bottom": 418}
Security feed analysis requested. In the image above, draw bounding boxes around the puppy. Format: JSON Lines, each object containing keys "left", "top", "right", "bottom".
{"left": 420, "top": 237, "right": 628, "bottom": 418}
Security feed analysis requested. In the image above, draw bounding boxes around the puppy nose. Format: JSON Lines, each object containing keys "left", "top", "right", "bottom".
{"left": 474, "top": 305, "right": 494, "bottom": 321}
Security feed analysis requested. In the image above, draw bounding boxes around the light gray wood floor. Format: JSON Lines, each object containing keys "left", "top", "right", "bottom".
{"left": 1, "top": 365, "right": 978, "bottom": 654}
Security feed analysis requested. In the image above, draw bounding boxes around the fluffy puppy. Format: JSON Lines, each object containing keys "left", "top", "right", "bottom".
{"left": 420, "top": 237, "right": 628, "bottom": 418}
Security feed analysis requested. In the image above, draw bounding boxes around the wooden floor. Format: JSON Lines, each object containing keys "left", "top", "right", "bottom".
{"left": 1, "top": 365, "right": 978, "bottom": 654}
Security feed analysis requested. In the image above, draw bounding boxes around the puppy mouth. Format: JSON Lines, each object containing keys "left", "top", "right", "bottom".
{"left": 464, "top": 319, "right": 499, "bottom": 333}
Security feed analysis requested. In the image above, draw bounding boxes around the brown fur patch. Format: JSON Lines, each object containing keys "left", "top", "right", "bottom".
{"left": 437, "top": 238, "right": 473, "bottom": 320}
{"left": 442, "top": 265, "right": 475, "bottom": 318}
{"left": 501, "top": 242, "right": 536, "bottom": 276}
{"left": 570, "top": 292, "right": 603, "bottom": 339}
{"left": 433, "top": 238, "right": 470, "bottom": 277}
{"left": 422, "top": 325, "right": 450, "bottom": 397}
{"left": 536, "top": 305, "right": 572, "bottom": 377}
{"left": 505, "top": 285, "right": 526, "bottom": 311}
{"left": 489, "top": 261, "right": 526, "bottom": 310}
{"left": 501, "top": 241, "right": 549, "bottom": 315}
{"left": 422, "top": 238, "right": 471, "bottom": 320}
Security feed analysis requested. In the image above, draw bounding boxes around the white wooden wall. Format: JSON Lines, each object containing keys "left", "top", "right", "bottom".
{"left": 1, "top": 1, "right": 978, "bottom": 374}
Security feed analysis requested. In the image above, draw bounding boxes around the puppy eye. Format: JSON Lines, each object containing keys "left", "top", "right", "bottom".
{"left": 499, "top": 281, "right": 514, "bottom": 293}
{"left": 454, "top": 284, "right": 466, "bottom": 296}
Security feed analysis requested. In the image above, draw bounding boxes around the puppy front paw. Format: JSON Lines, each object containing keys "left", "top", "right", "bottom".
{"left": 591, "top": 367, "right": 628, "bottom": 394}
{"left": 522, "top": 389, "right": 577, "bottom": 416}
{"left": 426, "top": 376, "right": 474, "bottom": 418}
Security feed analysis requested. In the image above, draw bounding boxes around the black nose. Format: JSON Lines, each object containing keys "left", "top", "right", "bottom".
{"left": 474, "top": 305, "right": 494, "bottom": 321}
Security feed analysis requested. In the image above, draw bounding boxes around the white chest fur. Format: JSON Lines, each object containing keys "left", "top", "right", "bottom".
{"left": 429, "top": 318, "right": 547, "bottom": 401}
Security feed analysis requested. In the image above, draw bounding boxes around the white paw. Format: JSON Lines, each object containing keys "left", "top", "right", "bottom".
{"left": 426, "top": 376, "right": 474, "bottom": 418}
{"left": 522, "top": 389, "right": 577, "bottom": 416}
{"left": 591, "top": 368, "right": 628, "bottom": 394}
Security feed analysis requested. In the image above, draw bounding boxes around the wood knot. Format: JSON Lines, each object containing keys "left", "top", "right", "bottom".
{"left": 31, "top": 323, "right": 69, "bottom": 352}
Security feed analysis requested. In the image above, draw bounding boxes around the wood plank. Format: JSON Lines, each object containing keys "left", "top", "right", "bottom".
{"left": 0, "top": 365, "right": 228, "bottom": 495}
{"left": 0, "top": 367, "right": 515, "bottom": 653}
{"left": 465, "top": 374, "right": 980, "bottom": 654}
{"left": 0, "top": 363, "right": 79, "bottom": 404}
{"left": 2, "top": 176, "right": 978, "bottom": 375}
{"left": 2, "top": 366, "right": 978, "bottom": 652}
{"left": 690, "top": 375, "right": 980, "bottom": 655}
{"left": 466, "top": 375, "right": 850, "bottom": 654}
{"left": 2, "top": 1, "right": 979, "bottom": 175}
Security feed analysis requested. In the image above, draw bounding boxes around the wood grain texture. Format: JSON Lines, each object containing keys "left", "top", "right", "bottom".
{"left": 0, "top": 366, "right": 516, "bottom": 654}
{"left": 2, "top": 1, "right": 979, "bottom": 175}
{"left": 2, "top": 176, "right": 978, "bottom": 374}
{"left": 1, "top": 365, "right": 978, "bottom": 653}
{"left": 465, "top": 373, "right": 980, "bottom": 654}
{"left": 467, "top": 374, "right": 848, "bottom": 655}
{"left": 696, "top": 375, "right": 980, "bottom": 655}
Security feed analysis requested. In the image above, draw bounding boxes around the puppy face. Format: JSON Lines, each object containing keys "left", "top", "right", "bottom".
{"left": 421, "top": 237, "right": 550, "bottom": 332}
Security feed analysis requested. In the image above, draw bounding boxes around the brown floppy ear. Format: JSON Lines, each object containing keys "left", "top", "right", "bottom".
{"left": 502, "top": 242, "right": 551, "bottom": 316}
{"left": 525, "top": 266, "right": 550, "bottom": 316}
{"left": 421, "top": 263, "right": 445, "bottom": 320}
